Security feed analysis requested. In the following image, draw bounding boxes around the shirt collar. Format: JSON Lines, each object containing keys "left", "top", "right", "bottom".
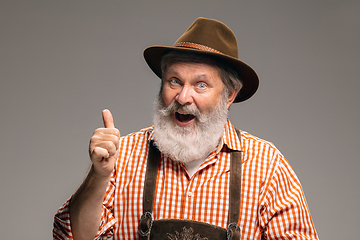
{"left": 149, "top": 127, "right": 155, "bottom": 141}
{"left": 216, "top": 118, "right": 242, "bottom": 154}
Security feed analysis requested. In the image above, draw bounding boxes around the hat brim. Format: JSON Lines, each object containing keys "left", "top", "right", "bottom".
{"left": 144, "top": 46, "right": 259, "bottom": 103}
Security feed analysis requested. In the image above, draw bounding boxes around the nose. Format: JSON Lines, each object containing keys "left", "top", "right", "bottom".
{"left": 176, "top": 85, "right": 193, "bottom": 105}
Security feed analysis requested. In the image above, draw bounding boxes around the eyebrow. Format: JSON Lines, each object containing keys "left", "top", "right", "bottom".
{"left": 166, "top": 69, "right": 210, "bottom": 80}
{"left": 195, "top": 74, "right": 209, "bottom": 79}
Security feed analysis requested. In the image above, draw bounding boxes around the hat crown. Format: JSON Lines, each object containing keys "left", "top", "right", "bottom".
{"left": 174, "top": 17, "right": 238, "bottom": 59}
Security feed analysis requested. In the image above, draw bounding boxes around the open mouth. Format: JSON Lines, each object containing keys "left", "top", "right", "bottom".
{"left": 175, "top": 112, "right": 196, "bottom": 124}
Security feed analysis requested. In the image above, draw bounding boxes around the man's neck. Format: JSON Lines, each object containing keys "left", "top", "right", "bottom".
{"left": 184, "top": 157, "right": 207, "bottom": 178}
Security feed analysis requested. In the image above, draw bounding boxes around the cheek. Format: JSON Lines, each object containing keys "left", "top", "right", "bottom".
{"left": 196, "top": 93, "right": 223, "bottom": 113}
{"left": 194, "top": 98, "right": 214, "bottom": 113}
{"left": 161, "top": 88, "right": 175, "bottom": 107}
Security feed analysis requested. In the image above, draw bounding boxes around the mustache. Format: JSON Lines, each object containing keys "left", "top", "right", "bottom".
{"left": 159, "top": 101, "right": 201, "bottom": 119}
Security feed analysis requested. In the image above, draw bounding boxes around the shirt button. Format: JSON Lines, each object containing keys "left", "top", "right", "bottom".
{"left": 187, "top": 192, "right": 193, "bottom": 198}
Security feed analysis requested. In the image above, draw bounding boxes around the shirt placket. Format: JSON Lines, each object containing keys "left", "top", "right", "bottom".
{"left": 181, "top": 173, "right": 197, "bottom": 219}
{"left": 180, "top": 152, "right": 219, "bottom": 220}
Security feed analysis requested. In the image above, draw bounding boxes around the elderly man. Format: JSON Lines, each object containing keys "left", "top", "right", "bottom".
{"left": 53, "top": 18, "right": 318, "bottom": 240}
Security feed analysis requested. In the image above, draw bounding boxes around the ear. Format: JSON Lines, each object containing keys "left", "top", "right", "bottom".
{"left": 226, "top": 89, "right": 239, "bottom": 109}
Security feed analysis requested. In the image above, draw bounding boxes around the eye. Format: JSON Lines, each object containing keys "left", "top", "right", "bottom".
{"left": 169, "top": 78, "right": 181, "bottom": 85}
{"left": 197, "top": 82, "right": 207, "bottom": 89}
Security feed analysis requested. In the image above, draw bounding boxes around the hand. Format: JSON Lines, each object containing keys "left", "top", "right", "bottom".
{"left": 89, "top": 109, "right": 120, "bottom": 178}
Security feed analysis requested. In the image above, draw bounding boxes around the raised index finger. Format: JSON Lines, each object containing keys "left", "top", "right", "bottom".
{"left": 102, "top": 109, "right": 115, "bottom": 128}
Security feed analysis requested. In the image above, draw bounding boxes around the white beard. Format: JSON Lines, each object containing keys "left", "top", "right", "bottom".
{"left": 153, "top": 94, "right": 229, "bottom": 163}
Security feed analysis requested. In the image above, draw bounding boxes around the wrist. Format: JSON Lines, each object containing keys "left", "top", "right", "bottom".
{"left": 89, "top": 164, "right": 112, "bottom": 183}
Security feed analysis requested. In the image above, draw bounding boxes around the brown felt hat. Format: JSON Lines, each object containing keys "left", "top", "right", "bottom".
{"left": 143, "top": 17, "right": 259, "bottom": 103}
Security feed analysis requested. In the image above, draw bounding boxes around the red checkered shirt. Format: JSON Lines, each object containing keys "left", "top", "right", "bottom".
{"left": 53, "top": 119, "right": 318, "bottom": 239}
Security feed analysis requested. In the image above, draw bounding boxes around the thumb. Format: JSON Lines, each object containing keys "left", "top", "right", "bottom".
{"left": 102, "top": 109, "right": 115, "bottom": 128}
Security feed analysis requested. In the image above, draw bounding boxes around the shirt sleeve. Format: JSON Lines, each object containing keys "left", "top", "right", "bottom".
{"left": 260, "top": 152, "right": 319, "bottom": 240}
{"left": 53, "top": 172, "right": 117, "bottom": 240}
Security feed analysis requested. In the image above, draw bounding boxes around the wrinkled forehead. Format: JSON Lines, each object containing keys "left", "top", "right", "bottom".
{"left": 161, "top": 50, "right": 221, "bottom": 77}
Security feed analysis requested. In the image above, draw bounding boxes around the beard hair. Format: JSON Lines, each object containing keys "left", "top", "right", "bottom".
{"left": 152, "top": 92, "right": 229, "bottom": 163}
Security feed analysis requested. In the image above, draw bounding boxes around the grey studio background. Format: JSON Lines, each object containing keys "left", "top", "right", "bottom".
{"left": 1, "top": 1, "right": 359, "bottom": 239}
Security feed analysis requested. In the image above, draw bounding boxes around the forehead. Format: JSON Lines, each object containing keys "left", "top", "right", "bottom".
{"left": 164, "top": 61, "right": 221, "bottom": 79}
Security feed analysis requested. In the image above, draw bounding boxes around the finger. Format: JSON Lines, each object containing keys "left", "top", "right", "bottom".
{"left": 94, "top": 141, "right": 117, "bottom": 156}
{"left": 93, "top": 128, "right": 120, "bottom": 137}
{"left": 103, "top": 134, "right": 120, "bottom": 150}
{"left": 91, "top": 147, "right": 110, "bottom": 161}
{"left": 102, "top": 109, "right": 115, "bottom": 128}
